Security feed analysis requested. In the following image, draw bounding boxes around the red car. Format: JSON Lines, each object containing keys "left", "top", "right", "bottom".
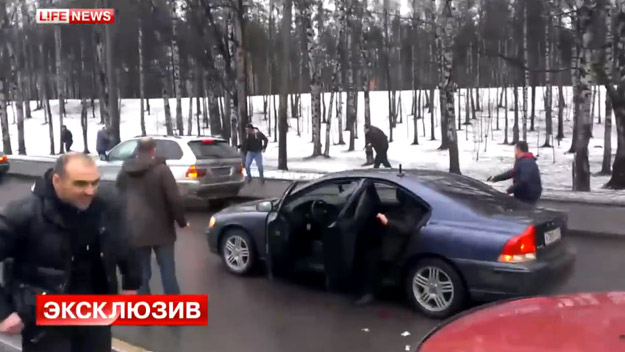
{"left": 417, "top": 291, "right": 625, "bottom": 352}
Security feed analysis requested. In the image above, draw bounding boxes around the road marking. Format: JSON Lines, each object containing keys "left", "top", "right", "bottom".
{"left": 113, "top": 338, "right": 153, "bottom": 352}
{"left": 0, "top": 336, "right": 20, "bottom": 351}
{"left": 0, "top": 335, "right": 150, "bottom": 352}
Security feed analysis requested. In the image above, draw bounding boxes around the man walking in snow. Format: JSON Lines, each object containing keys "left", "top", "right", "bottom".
{"left": 488, "top": 141, "right": 542, "bottom": 205}
{"left": 240, "top": 123, "right": 268, "bottom": 184}
{"left": 61, "top": 125, "right": 73, "bottom": 152}
{"left": 364, "top": 123, "right": 391, "bottom": 169}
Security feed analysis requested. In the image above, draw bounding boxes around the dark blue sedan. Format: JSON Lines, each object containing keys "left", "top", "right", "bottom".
{"left": 205, "top": 168, "right": 576, "bottom": 319}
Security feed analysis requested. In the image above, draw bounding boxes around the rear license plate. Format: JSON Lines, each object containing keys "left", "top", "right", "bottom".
{"left": 544, "top": 228, "right": 561, "bottom": 245}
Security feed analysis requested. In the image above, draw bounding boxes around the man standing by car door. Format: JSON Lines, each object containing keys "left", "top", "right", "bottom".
{"left": 240, "top": 123, "right": 268, "bottom": 184}
{"left": 353, "top": 187, "right": 422, "bottom": 306}
{"left": 487, "top": 141, "right": 543, "bottom": 205}
{"left": 116, "top": 138, "right": 189, "bottom": 295}
{"left": 0, "top": 152, "right": 141, "bottom": 352}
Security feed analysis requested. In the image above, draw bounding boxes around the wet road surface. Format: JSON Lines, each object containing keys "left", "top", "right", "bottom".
{"left": 1, "top": 176, "right": 625, "bottom": 352}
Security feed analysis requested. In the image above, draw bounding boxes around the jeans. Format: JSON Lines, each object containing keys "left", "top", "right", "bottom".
{"left": 137, "top": 243, "right": 180, "bottom": 295}
{"left": 245, "top": 151, "right": 264, "bottom": 181}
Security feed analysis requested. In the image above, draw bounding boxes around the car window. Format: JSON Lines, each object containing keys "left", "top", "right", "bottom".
{"left": 301, "top": 179, "right": 361, "bottom": 197}
{"left": 155, "top": 140, "right": 183, "bottom": 160}
{"left": 373, "top": 182, "right": 400, "bottom": 203}
{"left": 188, "top": 140, "right": 240, "bottom": 159}
{"left": 107, "top": 140, "right": 138, "bottom": 161}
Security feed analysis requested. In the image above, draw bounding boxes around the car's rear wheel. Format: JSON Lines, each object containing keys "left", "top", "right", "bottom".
{"left": 220, "top": 228, "right": 256, "bottom": 275}
{"left": 405, "top": 258, "right": 466, "bottom": 319}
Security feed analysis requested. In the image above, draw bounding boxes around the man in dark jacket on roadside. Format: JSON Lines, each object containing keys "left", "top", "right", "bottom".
{"left": 61, "top": 126, "right": 73, "bottom": 153}
{"left": 116, "top": 137, "right": 188, "bottom": 295}
{"left": 488, "top": 141, "right": 543, "bottom": 205}
{"left": 240, "top": 123, "right": 269, "bottom": 184}
{"left": 96, "top": 127, "right": 111, "bottom": 160}
{"left": 0, "top": 152, "right": 141, "bottom": 352}
{"left": 364, "top": 124, "right": 392, "bottom": 169}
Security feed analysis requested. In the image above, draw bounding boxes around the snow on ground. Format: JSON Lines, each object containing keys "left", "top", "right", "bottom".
{"left": 2, "top": 86, "right": 623, "bottom": 202}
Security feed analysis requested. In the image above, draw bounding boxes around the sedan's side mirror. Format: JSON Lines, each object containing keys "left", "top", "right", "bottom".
{"left": 256, "top": 201, "right": 274, "bottom": 212}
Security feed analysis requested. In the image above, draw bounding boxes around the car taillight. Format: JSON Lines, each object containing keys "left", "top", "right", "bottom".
{"left": 498, "top": 225, "right": 537, "bottom": 263}
{"left": 0, "top": 155, "right": 6, "bottom": 162}
{"left": 186, "top": 165, "right": 207, "bottom": 179}
{"left": 238, "top": 163, "right": 243, "bottom": 175}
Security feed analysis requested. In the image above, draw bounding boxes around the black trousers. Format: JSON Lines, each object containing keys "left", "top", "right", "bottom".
{"left": 373, "top": 148, "right": 391, "bottom": 168}
{"left": 22, "top": 326, "right": 112, "bottom": 352}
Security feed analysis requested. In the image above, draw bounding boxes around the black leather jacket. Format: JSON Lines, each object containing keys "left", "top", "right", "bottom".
{"left": 0, "top": 170, "right": 141, "bottom": 328}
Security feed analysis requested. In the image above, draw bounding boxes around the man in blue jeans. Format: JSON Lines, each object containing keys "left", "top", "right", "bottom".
{"left": 241, "top": 123, "right": 268, "bottom": 184}
{"left": 116, "top": 138, "right": 189, "bottom": 294}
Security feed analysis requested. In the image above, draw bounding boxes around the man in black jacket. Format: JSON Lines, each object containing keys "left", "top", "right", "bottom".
{"left": 354, "top": 188, "right": 419, "bottom": 306}
{"left": 240, "top": 124, "right": 269, "bottom": 184}
{"left": 0, "top": 152, "right": 141, "bottom": 352}
{"left": 364, "top": 124, "right": 392, "bottom": 169}
{"left": 488, "top": 141, "right": 543, "bottom": 205}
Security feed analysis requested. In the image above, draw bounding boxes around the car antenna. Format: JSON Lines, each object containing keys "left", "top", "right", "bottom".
{"left": 397, "top": 164, "right": 404, "bottom": 177}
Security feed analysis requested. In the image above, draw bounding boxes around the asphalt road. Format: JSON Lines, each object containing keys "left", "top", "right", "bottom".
{"left": 1, "top": 176, "right": 625, "bottom": 352}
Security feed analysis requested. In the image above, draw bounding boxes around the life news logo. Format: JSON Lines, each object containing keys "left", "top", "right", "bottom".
{"left": 36, "top": 8, "right": 115, "bottom": 24}
{"left": 35, "top": 295, "right": 208, "bottom": 326}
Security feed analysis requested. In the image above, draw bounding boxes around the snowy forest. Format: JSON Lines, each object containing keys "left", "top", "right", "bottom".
{"left": 0, "top": 0, "right": 624, "bottom": 192}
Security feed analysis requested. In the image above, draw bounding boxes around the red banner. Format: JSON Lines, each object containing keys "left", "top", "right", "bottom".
{"left": 36, "top": 295, "right": 208, "bottom": 326}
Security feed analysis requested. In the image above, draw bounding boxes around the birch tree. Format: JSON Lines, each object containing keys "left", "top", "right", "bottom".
{"left": 171, "top": 1, "right": 184, "bottom": 135}
{"left": 573, "top": 0, "right": 602, "bottom": 191}
{"left": 278, "top": 0, "right": 292, "bottom": 170}
{"left": 299, "top": 0, "right": 323, "bottom": 156}
{"left": 439, "top": 0, "right": 461, "bottom": 173}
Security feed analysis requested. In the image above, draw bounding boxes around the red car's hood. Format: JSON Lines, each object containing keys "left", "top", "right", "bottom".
{"left": 418, "top": 292, "right": 625, "bottom": 352}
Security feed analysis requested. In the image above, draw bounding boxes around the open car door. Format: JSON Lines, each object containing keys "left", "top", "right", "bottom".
{"left": 322, "top": 179, "right": 380, "bottom": 292}
{"left": 265, "top": 181, "right": 301, "bottom": 280}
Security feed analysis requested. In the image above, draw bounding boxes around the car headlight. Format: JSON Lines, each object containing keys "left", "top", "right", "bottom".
{"left": 209, "top": 216, "right": 216, "bottom": 228}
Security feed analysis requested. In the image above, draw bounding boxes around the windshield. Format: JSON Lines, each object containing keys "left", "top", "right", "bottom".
{"left": 417, "top": 173, "right": 534, "bottom": 213}
{"left": 188, "top": 140, "right": 240, "bottom": 159}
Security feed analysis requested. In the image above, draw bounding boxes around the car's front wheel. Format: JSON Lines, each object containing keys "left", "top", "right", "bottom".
{"left": 405, "top": 258, "right": 467, "bottom": 319}
{"left": 220, "top": 228, "right": 256, "bottom": 275}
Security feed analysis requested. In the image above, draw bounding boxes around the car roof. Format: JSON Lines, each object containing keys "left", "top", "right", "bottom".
{"left": 417, "top": 291, "right": 625, "bottom": 352}
{"left": 131, "top": 135, "right": 228, "bottom": 143}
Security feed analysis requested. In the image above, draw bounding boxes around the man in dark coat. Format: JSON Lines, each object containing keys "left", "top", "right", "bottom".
{"left": 96, "top": 127, "right": 111, "bottom": 160}
{"left": 353, "top": 187, "right": 420, "bottom": 306}
{"left": 364, "top": 124, "right": 392, "bottom": 169}
{"left": 488, "top": 141, "right": 543, "bottom": 205}
{"left": 0, "top": 152, "right": 141, "bottom": 352}
{"left": 61, "top": 126, "right": 73, "bottom": 153}
{"left": 240, "top": 123, "right": 269, "bottom": 184}
{"left": 116, "top": 137, "right": 188, "bottom": 295}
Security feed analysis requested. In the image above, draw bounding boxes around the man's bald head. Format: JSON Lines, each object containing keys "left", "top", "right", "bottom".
{"left": 52, "top": 152, "right": 100, "bottom": 210}
{"left": 53, "top": 152, "right": 97, "bottom": 178}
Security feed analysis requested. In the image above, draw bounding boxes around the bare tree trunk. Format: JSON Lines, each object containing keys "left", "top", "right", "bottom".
{"left": 440, "top": 0, "right": 460, "bottom": 173}
{"left": 601, "top": 4, "right": 615, "bottom": 175}
{"left": 54, "top": 26, "right": 65, "bottom": 154}
{"left": 345, "top": 4, "right": 356, "bottom": 152}
{"left": 522, "top": 0, "right": 529, "bottom": 142}
{"left": 278, "top": 0, "right": 292, "bottom": 170}
{"left": 573, "top": 0, "right": 599, "bottom": 192}
{"left": 138, "top": 16, "right": 147, "bottom": 136}
{"left": 105, "top": 16, "right": 120, "bottom": 145}
{"left": 172, "top": 3, "right": 184, "bottom": 136}
{"left": 7, "top": 38, "right": 26, "bottom": 155}
{"left": 543, "top": 3, "right": 553, "bottom": 147}
{"left": 233, "top": 6, "right": 249, "bottom": 146}
{"left": 0, "top": 81, "right": 11, "bottom": 155}
{"left": 301, "top": 0, "right": 323, "bottom": 156}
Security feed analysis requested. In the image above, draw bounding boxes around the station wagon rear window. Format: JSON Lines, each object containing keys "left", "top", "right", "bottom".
{"left": 188, "top": 140, "right": 240, "bottom": 159}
